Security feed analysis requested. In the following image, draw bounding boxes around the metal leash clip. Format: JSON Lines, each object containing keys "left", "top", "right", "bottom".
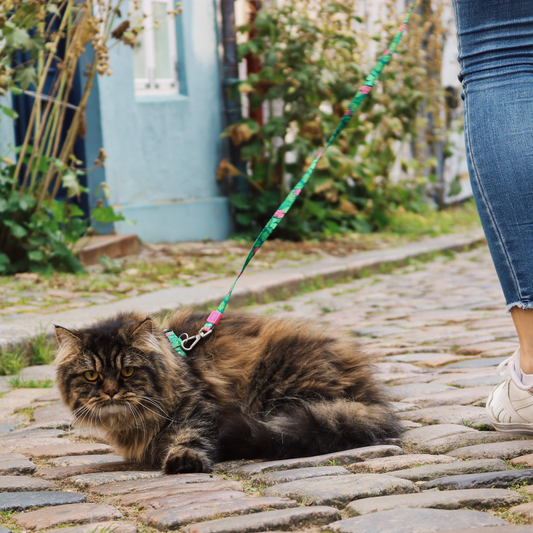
{"left": 180, "top": 328, "right": 213, "bottom": 351}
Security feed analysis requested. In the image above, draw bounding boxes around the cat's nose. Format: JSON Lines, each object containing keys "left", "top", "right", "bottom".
{"left": 105, "top": 387, "right": 118, "bottom": 398}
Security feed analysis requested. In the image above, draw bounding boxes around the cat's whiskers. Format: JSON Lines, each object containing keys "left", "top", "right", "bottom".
{"left": 127, "top": 402, "right": 147, "bottom": 436}
{"left": 70, "top": 404, "right": 93, "bottom": 428}
{"left": 129, "top": 394, "right": 171, "bottom": 418}
{"left": 136, "top": 399, "right": 174, "bottom": 422}
{"left": 136, "top": 395, "right": 170, "bottom": 416}
{"left": 68, "top": 404, "right": 92, "bottom": 436}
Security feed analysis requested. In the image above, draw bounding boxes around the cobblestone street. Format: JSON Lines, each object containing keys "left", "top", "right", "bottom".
{"left": 2, "top": 244, "right": 533, "bottom": 532}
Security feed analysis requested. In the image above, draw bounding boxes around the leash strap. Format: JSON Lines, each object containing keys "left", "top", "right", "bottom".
{"left": 175, "top": 2, "right": 416, "bottom": 354}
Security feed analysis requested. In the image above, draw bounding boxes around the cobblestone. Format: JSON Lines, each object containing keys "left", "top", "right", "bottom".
{"left": 48, "top": 454, "right": 124, "bottom": 467}
{"left": 448, "top": 440, "right": 533, "bottom": 460}
{"left": 19, "top": 442, "right": 113, "bottom": 458}
{"left": 421, "top": 469, "right": 533, "bottom": 490}
{"left": 65, "top": 470, "right": 161, "bottom": 489}
{"left": 229, "top": 445, "right": 403, "bottom": 477}
{"left": 386, "top": 458, "right": 509, "bottom": 481}
{"left": 90, "top": 473, "right": 223, "bottom": 496}
{"left": 348, "top": 454, "right": 456, "bottom": 474}
{"left": 44, "top": 522, "right": 137, "bottom": 533}
{"left": 107, "top": 480, "right": 244, "bottom": 506}
{"left": 262, "top": 474, "right": 418, "bottom": 507}
{"left": 15, "top": 503, "right": 122, "bottom": 530}
{"left": 0, "top": 475, "right": 56, "bottom": 492}
{"left": 345, "top": 488, "right": 524, "bottom": 515}
{"left": 181, "top": 506, "right": 341, "bottom": 533}
{"left": 251, "top": 466, "right": 349, "bottom": 486}
{"left": 1, "top": 244, "right": 532, "bottom": 532}
{"left": 138, "top": 490, "right": 246, "bottom": 511}
{"left": 0, "top": 490, "right": 86, "bottom": 511}
{"left": 143, "top": 497, "right": 298, "bottom": 529}
{"left": 36, "top": 461, "right": 133, "bottom": 481}
{"left": 415, "top": 431, "right": 526, "bottom": 454}
{"left": 325, "top": 508, "right": 508, "bottom": 533}
{"left": 0, "top": 458, "right": 37, "bottom": 475}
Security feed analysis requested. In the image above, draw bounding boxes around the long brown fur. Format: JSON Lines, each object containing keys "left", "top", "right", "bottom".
{"left": 55, "top": 310, "right": 399, "bottom": 473}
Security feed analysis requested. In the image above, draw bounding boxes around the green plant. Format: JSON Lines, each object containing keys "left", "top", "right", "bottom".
{"left": 8, "top": 376, "right": 55, "bottom": 388}
{"left": 99, "top": 254, "right": 122, "bottom": 274}
{"left": 27, "top": 325, "right": 55, "bottom": 366}
{"left": 219, "top": 0, "right": 449, "bottom": 240}
{"left": 0, "top": 0, "right": 180, "bottom": 273}
{"left": 0, "top": 348, "right": 24, "bottom": 376}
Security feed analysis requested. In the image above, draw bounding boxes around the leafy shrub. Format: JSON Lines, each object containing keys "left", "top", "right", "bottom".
{"left": 219, "top": 0, "right": 449, "bottom": 239}
{"left": 0, "top": 0, "right": 181, "bottom": 273}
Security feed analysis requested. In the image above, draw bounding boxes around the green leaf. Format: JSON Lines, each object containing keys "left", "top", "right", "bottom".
{"left": 1, "top": 106, "right": 18, "bottom": 120}
{"left": 91, "top": 206, "right": 125, "bottom": 224}
{"left": 50, "top": 201, "right": 68, "bottom": 223}
{"left": 62, "top": 171, "right": 83, "bottom": 198}
{"left": 3, "top": 220, "right": 27, "bottom": 238}
{"left": 69, "top": 204, "right": 85, "bottom": 217}
{"left": 236, "top": 212, "right": 253, "bottom": 226}
{"left": 14, "top": 66, "right": 38, "bottom": 91}
{"left": 4, "top": 26, "right": 32, "bottom": 50}
{"left": 28, "top": 250, "right": 44, "bottom": 262}
{"left": 47, "top": 4, "right": 59, "bottom": 13}
{"left": 99, "top": 255, "right": 121, "bottom": 273}
{"left": 228, "top": 193, "right": 250, "bottom": 210}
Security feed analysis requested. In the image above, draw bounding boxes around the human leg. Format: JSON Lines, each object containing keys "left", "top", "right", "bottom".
{"left": 453, "top": 0, "right": 533, "bottom": 367}
{"left": 453, "top": 0, "right": 533, "bottom": 430}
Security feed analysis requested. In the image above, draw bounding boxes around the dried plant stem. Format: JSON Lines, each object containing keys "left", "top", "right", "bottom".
{"left": 15, "top": 0, "right": 75, "bottom": 196}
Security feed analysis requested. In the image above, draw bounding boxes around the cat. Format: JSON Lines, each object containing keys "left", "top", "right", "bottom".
{"left": 55, "top": 309, "right": 400, "bottom": 474}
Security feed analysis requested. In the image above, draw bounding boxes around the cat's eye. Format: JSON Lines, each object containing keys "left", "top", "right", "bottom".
{"left": 84, "top": 371, "right": 99, "bottom": 382}
{"left": 121, "top": 367, "right": 135, "bottom": 378}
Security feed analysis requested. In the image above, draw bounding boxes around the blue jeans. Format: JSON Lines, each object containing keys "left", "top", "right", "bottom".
{"left": 453, "top": 0, "right": 533, "bottom": 311}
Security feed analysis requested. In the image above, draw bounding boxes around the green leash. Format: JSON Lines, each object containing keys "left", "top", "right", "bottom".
{"left": 166, "top": 1, "right": 416, "bottom": 355}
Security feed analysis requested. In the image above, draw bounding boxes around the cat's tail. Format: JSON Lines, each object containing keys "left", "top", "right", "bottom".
{"left": 217, "top": 399, "right": 401, "bottom": 461}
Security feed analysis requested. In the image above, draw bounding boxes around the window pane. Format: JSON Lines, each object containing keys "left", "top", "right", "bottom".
{"left": 133, "top": 33, "right": 147, "bottom": 80}
{"left": 153, "top": 1, "right": 171, "bottom": 80}
{"left": 131, "top": 4, "right": 147, "bottom": 80}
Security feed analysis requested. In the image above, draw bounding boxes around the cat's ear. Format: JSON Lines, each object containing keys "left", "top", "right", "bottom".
{"left": 132, "top": 318, "right": 154, "bottom": 338}
{"left": 54, "top": 325, "right": 81, "bottom": 348}
{"left": 131, "top": 318, "right": 160, "bottom": 353}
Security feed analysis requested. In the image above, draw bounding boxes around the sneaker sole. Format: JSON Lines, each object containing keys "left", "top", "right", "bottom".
{"left": 490, "top": 420, "right": 533, "bottom": 435}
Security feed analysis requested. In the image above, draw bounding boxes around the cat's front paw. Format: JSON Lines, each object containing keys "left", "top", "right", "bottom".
{"left": 163, "top": 447, "right": 212, "bottom": 474}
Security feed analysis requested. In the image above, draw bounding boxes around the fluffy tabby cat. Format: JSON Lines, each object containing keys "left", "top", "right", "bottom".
{"left": 55, "top": 310, "right": 400, "bottom": 474}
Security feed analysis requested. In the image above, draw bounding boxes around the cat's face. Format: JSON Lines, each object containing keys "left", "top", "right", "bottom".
{"left": 55, "top": 314, "right": 177, "bottom": 431}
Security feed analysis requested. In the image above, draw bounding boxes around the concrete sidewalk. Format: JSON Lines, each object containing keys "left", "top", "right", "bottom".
{"left": 1, "top": 230, "right": 485, "bottom": 351}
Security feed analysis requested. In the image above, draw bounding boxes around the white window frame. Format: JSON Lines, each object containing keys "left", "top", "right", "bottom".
{"left": 132, "top": 0, "right": 179, "bottom": 96}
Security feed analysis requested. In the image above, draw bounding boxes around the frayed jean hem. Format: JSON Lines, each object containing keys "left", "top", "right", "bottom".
{"left": 506, "top": 301, "right": 533, "bottom": 313}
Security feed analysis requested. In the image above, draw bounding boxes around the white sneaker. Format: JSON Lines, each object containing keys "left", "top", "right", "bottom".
{"left": 486, "top": 348, "right": 533, "bottom": 435}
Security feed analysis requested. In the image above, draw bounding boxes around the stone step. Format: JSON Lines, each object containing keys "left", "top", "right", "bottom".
{"left": 74, "top": 234, "right": 141, "bottom": 266}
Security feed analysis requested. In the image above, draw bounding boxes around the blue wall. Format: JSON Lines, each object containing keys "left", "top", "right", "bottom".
{"left": 0, "top": 95, "right": 15, "bottom": 160}
{"left": 94, "top": 0, "right": 231, "bottom": 242}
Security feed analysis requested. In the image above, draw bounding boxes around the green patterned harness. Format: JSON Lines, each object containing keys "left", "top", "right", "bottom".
{"left": 166, "top": 2, "right": 416, "bottom": 355}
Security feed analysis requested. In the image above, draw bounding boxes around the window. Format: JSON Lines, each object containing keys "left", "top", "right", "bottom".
{"left": 132, "top": 0, "right": 178, "bottom": 95}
